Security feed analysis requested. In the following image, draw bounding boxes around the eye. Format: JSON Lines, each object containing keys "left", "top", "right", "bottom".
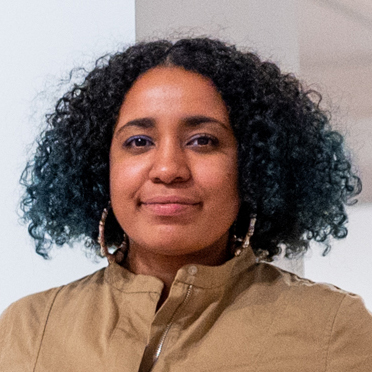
{"left": 187, "top": 134, "right": 219, "bottom": 148}
{"left": 123, "top": 135, "right": 154, "bottom": 149}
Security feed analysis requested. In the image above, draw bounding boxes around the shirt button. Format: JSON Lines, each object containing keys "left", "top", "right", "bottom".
{"left": 188, "top": 265, "right": 198, "bottom": 276}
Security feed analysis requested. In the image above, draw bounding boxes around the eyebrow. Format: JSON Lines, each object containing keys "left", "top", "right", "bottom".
{"left": 183, "top": 115, "right": 230, "bottom": 130}
{"left": 115, "top": 115, "right": 230, "bottom": 137}
{"left": 115, "top": 118, "right": 155, "bottom": 137}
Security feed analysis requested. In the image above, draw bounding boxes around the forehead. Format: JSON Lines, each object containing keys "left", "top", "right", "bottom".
{"left": 118, "top": 67, "right": 229, "bottom": 121}
{"left": 128, "top": 66, "right": 216, "bottom": 94}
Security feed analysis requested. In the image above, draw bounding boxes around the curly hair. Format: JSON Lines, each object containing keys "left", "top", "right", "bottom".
{"left": 20, "top": 38, "right": 361, "bottom": 260}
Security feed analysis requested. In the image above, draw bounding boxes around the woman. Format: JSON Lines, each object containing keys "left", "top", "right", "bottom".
{"left": 1, "top": 38, "right": 371, "bottom": 371}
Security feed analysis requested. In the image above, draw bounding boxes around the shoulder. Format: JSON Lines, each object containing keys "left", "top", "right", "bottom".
{"left": 1, "top": 267, "right": 107, "bottom": 318}
{"left": 1, "top": 267, "right": 107, "bottom": 323}
{"left": 256, "top": 263, "right": 372, "bottom": 370}
{"left": 324, "top": 289, "right": 372, "bottom": 370}
{"left": 254, "top": 261, "right": 361, "bottom": 305}
{"left": 0, "top": 285, "right": 64, "bottom": 339}
{"left": 0, "top": 268, "right": 106, "bottom": 370}
{"left": 258, "top": 262, "right": 371, "bottom": 320}
{"left": 0, "top": 286, "right": 62, "bottom": 370}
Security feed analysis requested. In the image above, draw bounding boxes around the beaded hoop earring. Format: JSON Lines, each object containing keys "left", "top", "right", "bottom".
{"left": 98, "top": 202, "right": 128, "bottom": 264}
{"left": 234, "top": 214, "right": 257, "bottom": 257}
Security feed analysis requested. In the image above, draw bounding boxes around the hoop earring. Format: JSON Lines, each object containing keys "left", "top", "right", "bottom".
{"left": 234, "top": 214, "right": 257, "bottom": 257}
{"left": 98, "top": 202, "right": 128, "bottom": 264}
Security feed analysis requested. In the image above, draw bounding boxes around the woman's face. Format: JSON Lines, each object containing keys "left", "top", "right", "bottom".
{"left": 110, "top": 66, "right": 239, "bottom": 257}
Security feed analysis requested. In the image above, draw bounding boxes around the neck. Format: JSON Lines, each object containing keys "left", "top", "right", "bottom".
{"left": 123, "top": 234, "right": 231, "bottom": 309}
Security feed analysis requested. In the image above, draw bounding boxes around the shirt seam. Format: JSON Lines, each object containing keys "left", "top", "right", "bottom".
{"left": 250, "top": 285, "right": 292, "bottom": 372}
{"left": 105, "top": 284, "right": 162, "bottom": 295}
{"left": 32, "top": 286, "right": 65, "bottom": 372}
{"left": 175, "top": 264, "right": 256, "bottom": 290}
{"left": 324, "top": 293, "right": 347, "bottom": 372}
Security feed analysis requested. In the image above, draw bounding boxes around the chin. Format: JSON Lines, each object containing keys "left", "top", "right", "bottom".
{"left": 126, "top": 222, "right": 231, "bottom": 257}
{"left": 142, "top": 238, "right": 200, "bottom": 256}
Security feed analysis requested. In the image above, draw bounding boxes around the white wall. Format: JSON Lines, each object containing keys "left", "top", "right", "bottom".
{"left": 136, "top": 0, "right": 299, "bottom": 72}
{"left": 305, "top": 204, "right": 372, "bottom": 311}
{"left": 0, "top": 0, "right": 135, "bottom": 314}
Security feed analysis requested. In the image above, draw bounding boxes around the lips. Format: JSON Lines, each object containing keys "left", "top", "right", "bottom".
{"left": 140, "top": 196, "right": 201, "bottom": 216}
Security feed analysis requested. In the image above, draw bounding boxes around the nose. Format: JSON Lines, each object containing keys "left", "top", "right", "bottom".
{"left": 149, "top": 139, "right": 191, "bottom": 184}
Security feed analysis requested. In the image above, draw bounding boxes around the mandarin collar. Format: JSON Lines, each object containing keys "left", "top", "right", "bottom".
{"left": 104, "top": 246, "right": 257, "bottom": 293}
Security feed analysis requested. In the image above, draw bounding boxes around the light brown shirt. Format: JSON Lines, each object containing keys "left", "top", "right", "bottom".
{"left": 1, "top": 247, "right": 372, "bottom": 371}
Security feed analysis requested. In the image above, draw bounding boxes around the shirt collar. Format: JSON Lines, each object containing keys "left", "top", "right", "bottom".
{"left": 104, "top": 246, "right": 257, "bottom": 293}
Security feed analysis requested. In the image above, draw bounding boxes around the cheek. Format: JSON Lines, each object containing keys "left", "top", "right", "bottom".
{"left": 109, "top": 157, "right": 146, "bottom": 204}
{"left": 198, "top": 157, "right": 239, "bottom": 207}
